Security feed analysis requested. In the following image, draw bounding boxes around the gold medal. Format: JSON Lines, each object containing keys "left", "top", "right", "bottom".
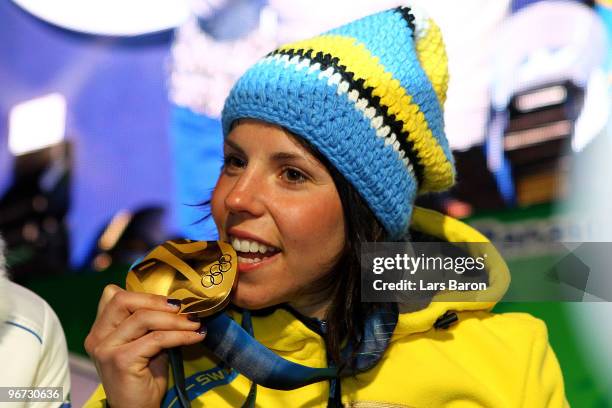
{"left": 126, "top": 239, "right": 237, "bottom": 317}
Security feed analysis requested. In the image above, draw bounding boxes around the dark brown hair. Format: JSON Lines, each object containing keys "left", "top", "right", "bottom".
{"left": 277, "top": 132, "right": 389, "bottom": 369}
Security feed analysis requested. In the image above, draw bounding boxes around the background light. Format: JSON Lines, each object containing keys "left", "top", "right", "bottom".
{"left": 8, "top": 93, "right": 67, "bottom": 156}
{"left": 11, "top": 0, "right": 190, "bottom": 36}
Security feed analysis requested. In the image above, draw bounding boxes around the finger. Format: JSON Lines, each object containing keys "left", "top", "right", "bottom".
{"left": 104, "top": 310, "right": 200, "bottom": 347}
{"left": 129, "top": 329, "right": 206, "bottom": 360}
{"left": 86, "top": 284, "right": 125, "bottom": 355}
{"left": 96, "top": 284, "right": 123, "bottom": 319}
{"left": 90, "top": 287, "right": 181, "bottom": 345}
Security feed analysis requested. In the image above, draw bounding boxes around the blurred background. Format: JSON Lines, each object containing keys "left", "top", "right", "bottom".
{"left": 1, "top": 0, "right": 611, "bottom": 406}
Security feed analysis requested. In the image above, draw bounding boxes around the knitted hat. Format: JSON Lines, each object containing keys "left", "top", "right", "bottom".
{"left": 222, "top": 5, "right": 455, "bottom": 239}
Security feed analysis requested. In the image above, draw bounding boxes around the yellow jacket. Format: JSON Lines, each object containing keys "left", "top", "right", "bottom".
{"left": 84, "top": 208, "right": 569, "bottom": 407}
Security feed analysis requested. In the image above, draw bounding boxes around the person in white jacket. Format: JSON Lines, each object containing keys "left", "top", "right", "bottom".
{"left": 0, "top": 235, "right": 71, "bottom": 407}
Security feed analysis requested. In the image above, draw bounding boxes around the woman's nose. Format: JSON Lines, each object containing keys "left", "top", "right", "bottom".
{"left": 223, "top": 172, "right": 266, "bottom": 216}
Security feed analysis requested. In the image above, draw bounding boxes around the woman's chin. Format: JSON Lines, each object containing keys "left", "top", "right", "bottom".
{"left": 230, "top": 298, "right": 275, "bottom": 311}
{"left": 230, "top": 286, "right": 283, "bottom": 311}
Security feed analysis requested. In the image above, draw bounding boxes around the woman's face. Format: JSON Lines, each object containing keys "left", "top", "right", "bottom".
{"left": 211, "top": 119, "right": 346, "bottom": 312}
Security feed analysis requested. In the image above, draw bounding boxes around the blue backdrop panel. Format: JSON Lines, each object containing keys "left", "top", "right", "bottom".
{"left": 169, "top": 106, "right": 222, "bottom": 241}
{"left": 0, "top": 2, "right": 173, "bottom": 268}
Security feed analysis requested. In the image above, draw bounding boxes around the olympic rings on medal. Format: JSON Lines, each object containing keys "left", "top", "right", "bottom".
{"left": 201, "top": 254, "right": 233, "bottom": 288}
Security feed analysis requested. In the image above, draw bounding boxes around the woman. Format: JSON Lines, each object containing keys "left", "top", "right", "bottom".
{"left": 84, "top": 6, "right": 568, "bottom": 407}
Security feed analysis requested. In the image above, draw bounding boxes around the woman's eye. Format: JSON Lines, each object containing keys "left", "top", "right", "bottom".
{"left": 282, "top": 168, "right": 307, "bottom": 184}
{"left": 223, "top": 154, "right": 246, "bottom": 169}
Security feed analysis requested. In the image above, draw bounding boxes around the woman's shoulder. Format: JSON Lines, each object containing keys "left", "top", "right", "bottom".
{"left": 361, "top": 310, "right": 569, "bottom": 407}
{"left": 456, "top": 309, "right": 550, "bottom": 338}
{"left": 389, "top": 309, "right": 560, "bottom": 384}
{"left": 394, "top": 308, "right": 551, "bottom": 350}
{"left": 416, "top": 309, "right": 554, "bottom": 357}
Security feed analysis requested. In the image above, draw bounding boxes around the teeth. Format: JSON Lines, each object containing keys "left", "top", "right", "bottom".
{"left": 230, "top": 236, "right": 276, "bottom": 254}
{"left": 237, "top": 256, "right": 265, "bottom": 264}
{"left": 240, "top": 239, "right": 250, "bottom": 252}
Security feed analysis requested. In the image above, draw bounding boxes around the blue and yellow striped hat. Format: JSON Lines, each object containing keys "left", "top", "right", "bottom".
{"left": 222, "top": 6, "right": 455, "bottom": 239}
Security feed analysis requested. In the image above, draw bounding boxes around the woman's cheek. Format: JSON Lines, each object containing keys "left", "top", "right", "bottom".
{"left": 210, "top": 178, "right": 230, "bottom": 233}
{"left": 276, "top": 196, "right": 343, "bottom": 238}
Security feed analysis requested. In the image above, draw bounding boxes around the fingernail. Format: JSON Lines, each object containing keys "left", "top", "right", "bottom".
{"left": 196, "top": 323, "right": 207, "bottom": 336}
{"left": 187, "top": 315, "right": 200, "bottom": 322}
{"left": 167, "top": 298, "right": 181, "bottom": 309}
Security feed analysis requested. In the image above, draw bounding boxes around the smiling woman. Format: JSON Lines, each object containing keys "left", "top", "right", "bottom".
{"left": 83, "top": 5, "right": 569, "bottom": 408}
{"left": 212, "top": 119, "right": 345, "bottom": 315}
{"left": 211, "top": 119, "right": 389, "bottom": 367}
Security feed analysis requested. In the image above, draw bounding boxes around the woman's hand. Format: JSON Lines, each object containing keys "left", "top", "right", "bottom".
{"left": 85, "top": 284, "right": 205, "bottom": 408}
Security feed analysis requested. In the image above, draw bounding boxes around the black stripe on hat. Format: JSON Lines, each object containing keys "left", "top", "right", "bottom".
{"left": 395, "top": 6, "right": 416, "bottom": 38}
{"left": 267, "top": 47, "right": 425, "bottom": 186}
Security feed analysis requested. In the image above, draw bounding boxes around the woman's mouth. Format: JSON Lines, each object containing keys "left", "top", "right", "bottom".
{"left": 230, "top": 236, "right": 281, "bottom": 272}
